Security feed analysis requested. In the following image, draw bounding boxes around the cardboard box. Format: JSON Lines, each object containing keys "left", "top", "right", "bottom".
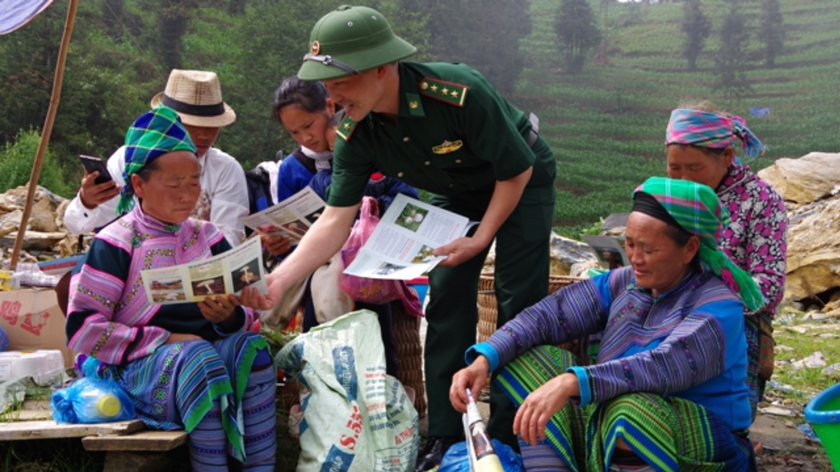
{"left": 0, "top": 288, "right": 74, "bottom": 368}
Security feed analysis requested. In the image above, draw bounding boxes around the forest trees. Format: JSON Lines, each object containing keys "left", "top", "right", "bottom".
{"left": 681, "top": 0, "right": 710, "bottom": 71}
{"left": 397, "top": 0, "right": 531, "bottom": 96}
{"left": 554, "top": 0, "right": 602, "bottom": 74}
{"left": 758, "top": 0, "right": 784, "bottom": 68}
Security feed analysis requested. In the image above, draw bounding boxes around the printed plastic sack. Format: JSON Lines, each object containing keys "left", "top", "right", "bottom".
{"left": 438, "top": 439, "right": 525, "bottom": 472}
{"left": 51, "top": 377, "right": 135, "bottom": 423}
{"left": 339, "top": 197, "right": 424, "bottom": 316}
{"left": 276, "top": 309, "right": 419, "bottom": 472}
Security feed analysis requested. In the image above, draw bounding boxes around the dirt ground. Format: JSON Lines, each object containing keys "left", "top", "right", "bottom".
{"left": 751, "top": 413, "right": 833, "bottom": 471}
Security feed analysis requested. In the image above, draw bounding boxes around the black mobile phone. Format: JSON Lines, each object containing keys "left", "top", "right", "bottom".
{"left": 78, "top": 155, "right": 114, "bottom": 185}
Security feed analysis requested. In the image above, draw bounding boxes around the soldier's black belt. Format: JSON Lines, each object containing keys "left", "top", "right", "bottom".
{"left": 527, "top": 112, "right": 540, "bottom": 148}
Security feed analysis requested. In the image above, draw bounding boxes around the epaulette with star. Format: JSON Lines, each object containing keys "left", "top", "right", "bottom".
{"left": 335, "top": 113, "right": 358, "bottom": 141}
{"left": 419, "top": 77, "right": 468, "bottom": 107}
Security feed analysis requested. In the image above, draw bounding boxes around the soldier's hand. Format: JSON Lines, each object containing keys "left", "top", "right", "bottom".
{"left": 434, "top": 236, "right": 486, "bottom": 268}
{"left": 236, "top": 272, "right": 284, "bottom": 310}
{"left": 79, "top": 171, "right": 119, "bottom": 209}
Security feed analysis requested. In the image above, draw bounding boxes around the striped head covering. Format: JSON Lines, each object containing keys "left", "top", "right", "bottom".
{"left": 116, "top": 106, "right": 197, "bottom": 215}
{"left": 666, "top": 108, "right": 767, "bottom": 160}
{"left": 633, "top": 177, "right": 764, "bottom": 311}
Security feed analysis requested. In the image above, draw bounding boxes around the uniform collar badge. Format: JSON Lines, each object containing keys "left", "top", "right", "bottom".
{"left": 432, "top": 139, "right": 463, "bottom": 154}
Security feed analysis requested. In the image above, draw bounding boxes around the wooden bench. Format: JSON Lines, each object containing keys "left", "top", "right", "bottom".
{"left": 83, "top": 430, "right": 189, "bottom": 472}
{"left": 0, "top": 401, "right": 188, "bottom": 472}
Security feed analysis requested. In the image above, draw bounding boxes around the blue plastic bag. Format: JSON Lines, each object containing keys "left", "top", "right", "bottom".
{"left": 51, "top": 377, "right": 136, "bottom": 424}
{"left": 438, "top": 439, "right": 524, "bottom": 472}
{"left": 0, "top": 325, "right": 8, "bottom": 352}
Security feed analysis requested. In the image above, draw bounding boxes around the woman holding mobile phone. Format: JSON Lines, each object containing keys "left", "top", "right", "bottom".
{"left": 64, "top": 69, "right": 249, "bottom": 246}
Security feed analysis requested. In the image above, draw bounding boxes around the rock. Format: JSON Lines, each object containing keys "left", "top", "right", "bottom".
{"left": 483, "top": 233, "right": 598, "bottom": 276}
{"left": 0, "top": 209, "right": 24, "bottom": 239}
{"left": 784, "top": 196, "right": 840, "bottom": 300}
{"left": 759, "top": 406, "right": 799, "bottom": 417}
{"left": 549, "top": 233, "right": 598, "bottom": 276}
{"left": 27, "top": 197, "right": 59, "bottom": 233}
{"left": 822, "top": 363, "right": 840, "bottom": 378}
{"left": 757, "top": 152, "right": 840, "bottom": 203}
{"left": 790, "top": 351, "right": 826, "bottom": 370}
{"left": 54, "top": 199, "right": 69, "bottom": 230}
{"left": 802, "top": 311, "right": 828, "bottom": 321}
{"left": 54, "top": 234, "right": 86, "bottom": 258}
{"left": 570, "top": 260, "right": 600, "bottom": 278}
{"left": 0, "top": 231, "right": 67, "bottom": 252}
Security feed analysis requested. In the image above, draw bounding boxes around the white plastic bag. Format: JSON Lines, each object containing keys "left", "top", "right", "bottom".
{"left": 276, "top": 309, "right": 419, "bottom": 472}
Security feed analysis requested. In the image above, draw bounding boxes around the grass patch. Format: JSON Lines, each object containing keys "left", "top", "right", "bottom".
{"left": 771, "top": 309, "right": 840, "bottom": 400}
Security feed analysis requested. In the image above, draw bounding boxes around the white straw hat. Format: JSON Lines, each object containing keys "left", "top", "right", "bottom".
{"left": 150, "top": 69, "right": 236, "bottom": 128}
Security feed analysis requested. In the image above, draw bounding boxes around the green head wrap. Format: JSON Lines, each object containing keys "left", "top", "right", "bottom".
{"left": 116, "top": 106, "right": 197, "bottom": 215}
{"left": 633, "top": 177, "right": 764, "bottom": 311}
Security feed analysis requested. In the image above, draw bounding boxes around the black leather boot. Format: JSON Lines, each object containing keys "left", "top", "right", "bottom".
{"left": 414, "top": 435, "right": 463, "bottom": 472}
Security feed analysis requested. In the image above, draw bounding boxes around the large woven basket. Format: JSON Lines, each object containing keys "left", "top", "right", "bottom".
{"left": 391, "top": 301, "right": 427, "bottom": 418}
{"left": 477, "top": 273, "right": 582, "bottom": 344}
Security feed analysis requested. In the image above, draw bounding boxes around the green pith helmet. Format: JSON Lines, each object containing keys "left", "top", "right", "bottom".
{"left": 298, "top": 5, "right": 417, "bottom": 81}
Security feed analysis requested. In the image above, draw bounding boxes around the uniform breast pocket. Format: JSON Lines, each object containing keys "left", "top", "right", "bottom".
{"left": 430, "top": 146, "right": 481, "bottom": 176}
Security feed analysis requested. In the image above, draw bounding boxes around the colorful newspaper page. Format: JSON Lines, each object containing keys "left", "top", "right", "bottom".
{"left": 239, "top": 186, "right": 325, "bottom": 243}
{"left": 342, "top": 194, "right": 475, "bottom": 280}
{"left": 141, "top": 237, "right": 268, "bottom": 305}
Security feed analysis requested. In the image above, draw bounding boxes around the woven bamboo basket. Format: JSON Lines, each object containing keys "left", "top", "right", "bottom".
{"left": 477, "top": 273, "right": 584, "bottom": 397}
{"left": 477, "top": 273, "right": 582, "bottom": 344}
{"left": 391, "top": 301, "right": 427, "bottom": 418}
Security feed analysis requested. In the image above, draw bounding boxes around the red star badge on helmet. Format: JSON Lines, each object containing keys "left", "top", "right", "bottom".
{"left": 311, "top": 41, "right": 320, "bottom": 55}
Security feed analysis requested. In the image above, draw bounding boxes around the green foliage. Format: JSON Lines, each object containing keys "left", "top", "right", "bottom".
{"left": 397, "top": 0, "right": 531, "bottom": 95}
{"left": 0, "top": 130, "right": 76, "bottom": 198}
{"left": 681, "top": 0, "right": 711, "bottom": 71}
{"left": 713, "top": 1, "right": 753, "bottom": 104}
{"left": 1, "top": 0, "right": 839, "bottom": 233}
{"left": 554, "top": 0, "right": 602, "bottom": 74}
{"left": 758, "top": 0, "right": 785, "bottom": 68}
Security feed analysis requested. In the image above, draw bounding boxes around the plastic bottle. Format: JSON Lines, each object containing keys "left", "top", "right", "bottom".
{"left": 51, "top": 377, "right": 135, "bottom": 424}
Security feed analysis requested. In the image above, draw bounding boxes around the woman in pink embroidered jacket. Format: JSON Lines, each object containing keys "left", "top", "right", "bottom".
{"left": 665, "top": 102, "right": 788, "bottom": 419}
{"left": 66, "top": 107, "right": 275, "bottom": 472}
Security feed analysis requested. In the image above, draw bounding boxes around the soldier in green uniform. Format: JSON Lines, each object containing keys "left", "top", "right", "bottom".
{"left": 240, "top": 5, "right": 557, "bottom": 470}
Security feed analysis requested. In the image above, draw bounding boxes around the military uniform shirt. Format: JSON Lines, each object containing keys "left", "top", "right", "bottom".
{"left": 328, "top": 62, "right": 555, "bottom": 208}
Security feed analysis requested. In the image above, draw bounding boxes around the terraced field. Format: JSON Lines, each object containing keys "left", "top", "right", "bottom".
{"left": 517, "top": 0, "right": 840, "bottom": 232}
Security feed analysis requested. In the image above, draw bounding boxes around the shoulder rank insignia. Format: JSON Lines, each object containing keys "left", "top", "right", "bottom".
{"left": 419, "top": 77, "right": 468, "bottom": 107}
{"left": 335, "top": 113, "right": 358, "bottom": 141}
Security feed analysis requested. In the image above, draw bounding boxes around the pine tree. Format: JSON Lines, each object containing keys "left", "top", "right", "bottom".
{"left": 757, "top": 0, "right": 784, "bottom": 68}
{"left": 713, "top": 2, "right": 752, "bottom": 104}
{"left": 681, "top": 0, "right": 711, "bottom": 71}
{"left": 554, "top": 0, "right": 602, "bottom": 74}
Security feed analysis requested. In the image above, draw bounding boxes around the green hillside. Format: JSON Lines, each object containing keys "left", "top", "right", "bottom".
{"left": 517, "top": 0, "right": 840, "bottom": 231}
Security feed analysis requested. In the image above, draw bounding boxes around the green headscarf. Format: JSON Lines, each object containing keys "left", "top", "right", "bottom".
{"left": 116, "top": 106, "right": 197, "bottom": 215}
{"left": 633, "top": 177, "right": 764, "bottom": 311}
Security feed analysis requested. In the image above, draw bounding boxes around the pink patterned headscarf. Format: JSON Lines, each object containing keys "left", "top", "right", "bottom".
{"left": 665, "top": 108, "right": 767, "bottom": 160}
